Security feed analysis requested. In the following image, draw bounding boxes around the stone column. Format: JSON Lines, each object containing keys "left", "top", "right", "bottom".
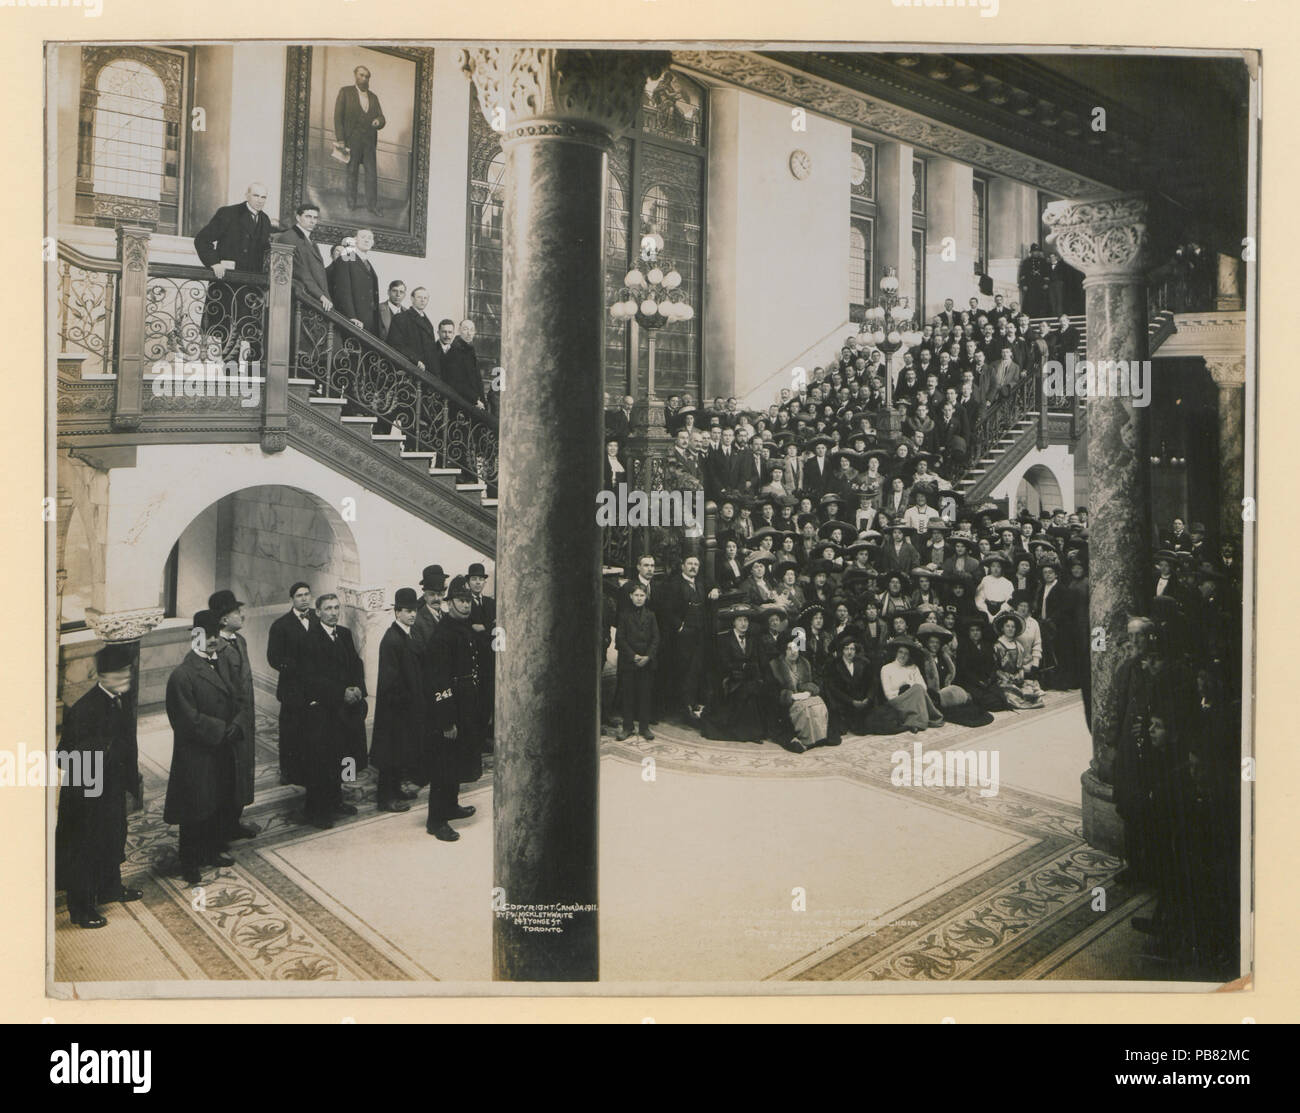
{"left": 924, "top": 157, "right": 976, "bottom": 321}
{"left": 1043, "top": 195, "right": 1152, "bottom": 856}
{"left": 1206, "top": 356, "right": 1247, "bottom": 543}
{"left": 112, "top": 225, "right": 151, "bottom": 432}
{"left": 874, "top": 142, "right": 915, "bottom": 301}
{"left": 461, "top": 48, "right": 670, "bottom": 982}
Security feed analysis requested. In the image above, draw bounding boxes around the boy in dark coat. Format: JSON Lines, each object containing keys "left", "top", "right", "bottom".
{"left": 616, "top": 583, "right": 659, "bottom": 740}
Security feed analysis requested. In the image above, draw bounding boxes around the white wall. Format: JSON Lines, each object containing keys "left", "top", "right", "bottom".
{"left": 991, "top": 444, "right": 1077, "bottom": 514}
{"left": 708, "top": 90, "right": 850, "bottom": 402}
{"left": 101, "top": 443, "right": 492, "bottom": 614}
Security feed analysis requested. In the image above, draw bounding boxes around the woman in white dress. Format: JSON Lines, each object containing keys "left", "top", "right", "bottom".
{"left": 974, "top": 552, "right": 1015, "bottom": 620}
{"left": 879, "top": 636, "right": 945, "bottom": 732}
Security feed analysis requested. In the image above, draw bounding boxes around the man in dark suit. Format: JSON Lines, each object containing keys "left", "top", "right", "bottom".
{"left": 266, "top": 581, "right": 318, "bottom": 787}
{"left": 411, "top": 565, "right": 447, "bottom": 657}
{"left": 55, "top": 644, "right": 144, "bottom": 928}
{"left": 704, "top": 426, "right": 743, "bottom": 501}
{"left": 193, "top": 183, "right": 274, "bottom": 358}
{"left": 378, "top": 280, "right": 407, "bottom": 342}
{"left": 301, "top": 593, "right": 367, "bottom": 829}
{"left": 1018, "top": 243, "right": 1051, "bottom": 317}
{"left": 466, "top": 561, "right": 496, "bottom": 748}
{"left": 736, "top": 438, "right": 766, "bottom": 496}
{"left": 164, "top": 611, "right": 242, "bottom": 885}
{"left": 441, "top": 320, "right": 486, "bottom": 407}
{"left": 802, "top": 438, "right": 834, "bottom": 498}
{"left": 274, "top": 204, "right": 333, "bottom": 311}
{"left": 937, "top": 299, "right": 957, "bottom": 330}
{"left": 209, "top": 590, "right": 258, "bottom": 841}
{"left": 1048, "top": 314, "right": 1082, "bottom": 363}
{"left": 1034, "top": 562, "right": 1072, "bottom": 688}
{"left": 605, "top": 395, "right": 635, "bottom": 445}
{"left": 334, "top": 64, "right": 386, "bottom": 214}
{"left": 331, "top": 228, "right": 381, "bottom": 333}
{"left": 387, "top": 287, "right": 439, "bottom": 371}
{"left": 657, "top": 554, "right": 719, "bottom": 721}
{"left": 424, "top": 577, "right": 486, "bottom": 842}
{"left": 371, "top": 587, "right": 426, "bottom": 813}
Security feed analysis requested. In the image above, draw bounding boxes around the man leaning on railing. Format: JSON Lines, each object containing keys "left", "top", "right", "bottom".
{"left": 273, "top": 203, "right": 334, "bottom": 313}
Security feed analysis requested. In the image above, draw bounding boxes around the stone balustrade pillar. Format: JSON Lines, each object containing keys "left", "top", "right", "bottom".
{"left": 1206, "top": 356, "right": 1247, "bottom": 544}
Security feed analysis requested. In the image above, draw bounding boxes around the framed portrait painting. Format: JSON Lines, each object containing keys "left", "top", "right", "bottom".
{"left": 281, "top": 44, "right": 433, "bottom": 255}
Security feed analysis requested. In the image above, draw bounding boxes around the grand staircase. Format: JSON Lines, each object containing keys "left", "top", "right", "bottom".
{"left": 55, "top": 238, "right": 498, "bottom": 552}
{"left": 954, "top": 309, "right": 1178, "bottom": 501}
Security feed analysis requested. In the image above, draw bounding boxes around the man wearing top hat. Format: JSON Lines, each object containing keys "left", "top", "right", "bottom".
{"left": 267, "top": 581, "right": 318, "bottom": 787}
{"left": 371, "top": 587, "right": 427, "bottom": 813}
{"left": 165, "top": 610, "right": 242, "bottom": 885}
{"left": 210, "top": 589, "right": 259, "bottom": 841}
{"left": 300, "top": 594, "right": 367, "bottom": 830}
{"left": 411, "top": 565, "right": 447, "bottom": 656}
{"left": 55, "top": 643, "right": 144, "bottom": 928}
{"left": 424, "top": 575, "right": 485, "bottom": 841}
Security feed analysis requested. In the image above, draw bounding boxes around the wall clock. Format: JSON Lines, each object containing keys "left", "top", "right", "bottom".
{"left": 789, "top": 149, "right": 812, "bottom": 180}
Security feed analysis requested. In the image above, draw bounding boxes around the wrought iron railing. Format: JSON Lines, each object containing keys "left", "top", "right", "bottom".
{"left": 291, "top": 292, "right": 499, "bottom": 487}
{"left": 143, "top": 262, "right": 268, "bottom": 364}
{"left": 966, "top": 369, "right": 1039, "bottom": 469}
{"left": 56, "top": 244, "right": 119, "bottom": 376}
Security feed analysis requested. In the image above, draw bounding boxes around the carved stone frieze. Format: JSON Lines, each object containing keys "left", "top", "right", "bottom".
{"left": 84, "top": 606, "right": 165, "bottom": 643}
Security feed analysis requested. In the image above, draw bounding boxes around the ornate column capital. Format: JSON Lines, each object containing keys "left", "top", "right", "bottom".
{"left": 1042, "top": 194, "right": 1150, "bottom": 283}
{"left": 459, "top": 47, "right": 671, "bottom": 150}
{"left": 1205, "top": 355, "right": 1247, "bottom": 389}
{"left": 83, "top": 606, "right": 165, "bottom": 642}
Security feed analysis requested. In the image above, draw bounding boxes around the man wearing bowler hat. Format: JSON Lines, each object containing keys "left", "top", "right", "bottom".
{"left": 266, "top": 581, "right": 318, "bottom": 787}
{"left": 210, "top": 589, "right": 259, "bottom": 840}
{"left": 55, "top": 642, "right": 144, "bottom": 928}
{"left": 466, "top": 562, "right": 496, "bottom": 748}
{"left": 425, "top": 575, "right": 484, "bottom": 842}
{"left": 371, "top": 587, "right": 427, "bottom": 813}
{"left": 165, "top": 610, "right": 242, "bottom": 885}
{"left": 411, "top": 564, "right": 447, "bottom": 656}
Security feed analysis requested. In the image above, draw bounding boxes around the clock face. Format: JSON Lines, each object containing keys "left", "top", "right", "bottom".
{"left": 789, "top": 149, "right": 812, "bottom": 180}
{"left": 849, "top": 151, "right": 867, "bottom": 186}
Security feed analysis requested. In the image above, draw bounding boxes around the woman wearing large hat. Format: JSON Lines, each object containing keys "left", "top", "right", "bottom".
{"left": 716, "top": 536, "right": 745, "bottom": 592}
{"left": 954, "top": 614, "right": 1006, "bottom": 711}
{"left": 975, "top": 551, "right": 1015, "bottom": 619}
{"left": 742, "top": 550, "right": 779, "bottom": 607}
{"left": 879, "top": 636, "right": 946, "bottom": 732}
{"left": 992, "top": 611, "right": 1046, "bottom": 709}
{"left": 700, "top": 604, "right": 767, "bottom": 743}
{"left": 821, "top": 630, "right": 876, "bottom": 740}
{"left": 797, "top": 603, "right": 832, "bottom": 680}
{"left": 769, "top": 629, "right": 831, "bottom": 752}
{"left": 878, "top": 571, "right": 912, "bottom": 617}
{"left": 915, "top": 621, "right": 994, "bottom": 728}
{"left": 773, "top": 559, "right": 806, "bottom": 619}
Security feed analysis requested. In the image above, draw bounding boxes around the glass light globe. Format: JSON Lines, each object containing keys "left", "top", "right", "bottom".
{"left": 625, "top": 269, "right": 646, "bottom": 289}
{"left": 647, "top": 267, "right": 664, "bottom": 285}
{"left": 887, "top": 330, "right": 901, "bottom": 345}
{"left": 663, "top": 270, "right": 681, "bottom": 289}
{"left": 664, "top": 301, "right": 683, "bottom": 321}
{"left": 623, "top": 297, "right": 638, "bottom": 315}
{"left": 872, "top": 329, "right": 886, "bottom": 345}
{"left": 679, "top": 303, "right": 695, "bottom": 321}
{"left": 610, "top": 303, "right": 626, "bottom": 320}
{"left": 641, "top": 298, "right": 659, "bottom": 316}
{"left": 881, "top": 276, "right": 899, "bottom": 294}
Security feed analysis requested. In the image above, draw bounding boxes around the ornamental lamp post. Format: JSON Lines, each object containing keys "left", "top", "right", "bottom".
{"left": 609, "top": 232, "right": 694, "bottom": 423}
{"left": 859, "top": 267, "right": 923, "bottom": 437}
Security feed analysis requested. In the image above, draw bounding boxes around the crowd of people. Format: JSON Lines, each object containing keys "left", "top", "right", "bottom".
{"left": 192, "top": 183, "right": 493, "bottom": 414}
{"left": 55, "top": 562, "right": 497, "bottom": 929}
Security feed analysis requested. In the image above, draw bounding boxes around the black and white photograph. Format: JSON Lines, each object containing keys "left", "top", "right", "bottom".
{"left": 46, "top": 39, "right": 1256, "bottom": 995}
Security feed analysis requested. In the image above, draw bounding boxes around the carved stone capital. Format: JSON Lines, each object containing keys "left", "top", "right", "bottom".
{"left": 1043, "top": 194, "right": 1150, "bottom": 281}
{"left": 1205, "top": 356, "right": 1246, "bottom": 389}
{"left": 460, "top": 47, "right": 671, "bottom": 150}
{"left": 260, "top": 427, "right": 288, "bottom": 454}
{"left": 84, "top": 606, "right": 165, "bottom": 642}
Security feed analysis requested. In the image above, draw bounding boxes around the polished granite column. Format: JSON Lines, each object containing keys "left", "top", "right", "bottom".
{"left": 1206, "top": 356, "right": 1247, "bottom": 544}
{"left": 1044, "top": 195, "right": 1152, "bottom": 856}
{"left": 461, "top": 48, "right": 669, "bottom": 982}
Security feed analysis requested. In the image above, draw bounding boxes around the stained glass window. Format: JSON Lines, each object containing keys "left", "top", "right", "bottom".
{"left": 467, "top": 71, "right": 706, "bottom": 400}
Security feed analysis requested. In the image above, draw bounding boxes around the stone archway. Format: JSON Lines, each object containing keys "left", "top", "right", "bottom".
{"left": 1016, "top": 463, "right": 1064, "bottom": 518}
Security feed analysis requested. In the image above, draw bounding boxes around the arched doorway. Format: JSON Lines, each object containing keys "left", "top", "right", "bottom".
{"left": 1016, "top": 464, "right": 1064, "bottom": 518}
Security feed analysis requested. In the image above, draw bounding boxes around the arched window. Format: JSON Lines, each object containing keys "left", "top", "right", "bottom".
{"left": 76, "top": 46, "right": 187, "bottom": 234}
{"left": 466, "top": 69, "right": 707, "bottom": 400}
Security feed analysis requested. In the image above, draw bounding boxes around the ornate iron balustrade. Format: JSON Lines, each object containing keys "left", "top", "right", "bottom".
{"left": 291, "top": 292, "right": 498, "bottom": 487}
{"left": 143, "top": 262, "right": 268, "bottom": 364}
{"left": 966, "top": 370, "right": 1039, "bottom": 471}
{"left": 56, "top": 244, "right": 119, "bottom": 376}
